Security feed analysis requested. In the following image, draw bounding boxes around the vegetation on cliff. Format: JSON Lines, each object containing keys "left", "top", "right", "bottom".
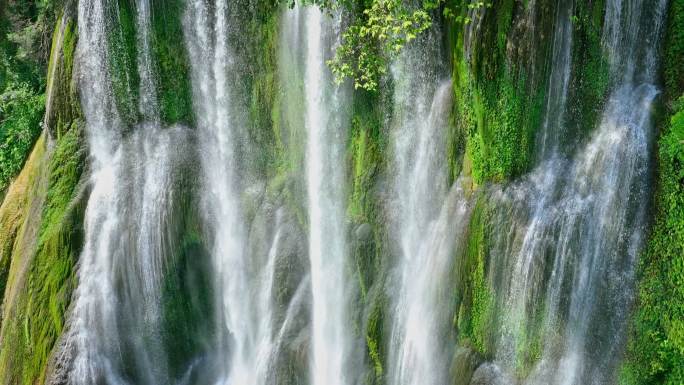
{"left": 0, "top": 0, "right": 682, "bottom": 384}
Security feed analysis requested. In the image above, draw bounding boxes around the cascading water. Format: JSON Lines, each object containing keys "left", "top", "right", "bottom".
{"left": 487, "top": 0, "right": 576, "bottom": 373}
{"left": 536, "top": 0, "right": 574, "bottom": 159}
{"left": 135, "top": 0, "right": 158, "bottom": 121}
{"left": 387, "top": 19, "right": 468, "bottom": 385}
{"left": 182, "top": 1, "right": 287, "bottom": 383}
{"left": 483, "top": 1, "right": 668, "bottom": 384}
{"left": 301, "top": 6, "right": 354, "bottom": 385}
{"left": 70, "top": 0, "right": 190, "bottom": 383}
{"left": 54, "top": 0, "right": 672, "bottom": 384}
{"left": 183, "top": 1, "right": 248, "bottom": 381}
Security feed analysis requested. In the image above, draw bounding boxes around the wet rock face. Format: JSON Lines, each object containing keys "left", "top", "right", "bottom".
{"left": 469, "top": 363, "right": 510, "bottom": 385}
{"left": 45, "top": 323, "right": 79, "bottom": 385}
{"left": 451, "top": 346, "right": 482, "bottom": 385}
{"left": 354, "top": 223, "right": 372, "bottom": 243}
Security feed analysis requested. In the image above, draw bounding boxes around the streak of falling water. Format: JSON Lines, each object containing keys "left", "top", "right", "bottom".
{"left": 70, "top": 2, "right": 124, "bottom": 380}
{"left": 183, "top": 1, "right": 284, "bottom": 384}
{"left": 387, "top": 14, "right": 461, "bottom": 381}
{"left": 70, "top": 0, "right": 188, "bottom": 383}
{"left": 302, "top": 5, "right": 353, "bottom": 385}
{"left": 183, "top": 0, "right": 250, "bottom": 383}
{"left": 135, "top": 0, "right": 158, "bottom": 121}
{"left": 390, "top": 177, "right": 473, "bottom": 385}
{"left": 536, "top": 0, "right": 574, "bottom": 158}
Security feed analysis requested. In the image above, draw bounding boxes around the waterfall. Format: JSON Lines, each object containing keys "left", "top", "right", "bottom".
{"left": 301, "top": 6, "right": 353, "bottom": 385}
{"left": 536, "top": 0, "right": 574, "bottom": 158}
{"left": 484, "top": 1, "right": 668, "bottom": 383}
{"left": 182, "top": 1, "right": 286, "bottom": 383}
{"left": 70, "top": 0, "right": 190, "bottom": 383}
{"left": 54, "top": 1, "right": 672, "bottom": 384}
{"left": 183, "top": 0, "right": 247, "bottom": 380}
{"left": 135, "top": 0, "right": 158, "bottom": 121}
{"left": 387, "top": 15, "right": 465, "bottom": 383}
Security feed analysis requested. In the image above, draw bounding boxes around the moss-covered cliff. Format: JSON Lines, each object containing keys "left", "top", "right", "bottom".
{"left": 0, "top": 2, "right": 85, "bottom": 384}
{"left": 0, "top": 0, "right": 681, "bottom": 384}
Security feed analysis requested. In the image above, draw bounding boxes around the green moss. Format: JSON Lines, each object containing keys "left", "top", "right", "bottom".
{"left": 247, "top": 10, "right": 280, "bottom": 175}
{"left": 455, "top": 196, "right": 494, "bottom": 357}
{"left": 150, "top": 0, "right": 194, "bottom": 125}
{"left": 494, "top": 0, "right": 514, "bottom": 55}
{"left": 566, "top": 0, "right": 609, "bottom": 140}
{"left": 258, "top": 5, "right": 310, "bottom": 229}
{"left": 448, "top": 0, "right": 549, "bottom": 184}
{"left": 664, "top": 0, "right": 684, "bottom": 102}
{"left": 453, "top": 58, "right": 543, "bottom": 183}
{"left": 364, "top": 295, "right": 387, "bottom": 385}
{"left": 40, "top": 122, "right": 83, "bottom": 237}
{"left": 161, "top": 228, "right": 215, "bottom": 380}
{"left": 446, "top": 85, "right": 466, "bottom": 185}
{"left": 0, "top": 122, "right": 85, "bottom": 385}
{"left": 622, "top": 3, "right": 684, "bottom": 383}
{"left": 103, "top": 0, "right": 195, "bottom": 127}
{"left": 0, "top": 134, "right": 46, "bottom": 318}
{"left": 512, "top": 303, "right": 545, "bottom": 378}
{"left": 348, "top": 92, "right": 385, "bottom": 223}
{"left": 0, "top": 7, "right": 84, "bottom": 382}
{"left": 106, "top": 0, "right": 139, "bottom": 126}
{"left": 23, "top": 126, "right": 83, "bottom": 385}
{"left": 347, "top": 90, "right": 388, "bottom": 385}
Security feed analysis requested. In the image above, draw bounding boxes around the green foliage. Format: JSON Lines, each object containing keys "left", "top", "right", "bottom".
{"left": 322, "top": 0, "right": 493, "bottom": 91}
{"left": 622, "top": 97, "right": 684, "bottom": 385}
{"left": 0, "top": 85, "right": 45, "bottom": 193}
{"left": 0, "top": 0, "right": 61, "bottom": 92}
{"left": 0, "top": 0, "right": 65, "bottom": 194}
{"left": 328, "top": 0, "right": 437, "bottom": 91}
